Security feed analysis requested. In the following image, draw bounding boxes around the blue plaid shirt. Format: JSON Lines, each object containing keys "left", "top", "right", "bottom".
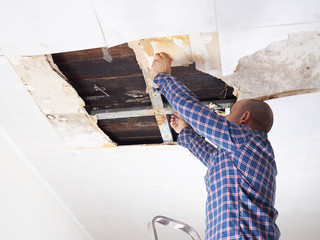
{"left": 154, "top": 73, "right": 280, "bottom": 240}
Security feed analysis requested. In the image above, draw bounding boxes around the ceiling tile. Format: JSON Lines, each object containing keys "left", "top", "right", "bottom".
{"left": 91, "top": 0, "right": 217, "bottom": 47}
{"left": 215, "top": 0, "right": 320, "bottom": 30}
{"left": 0, "top": 0, "right": 105, "bottom": 55}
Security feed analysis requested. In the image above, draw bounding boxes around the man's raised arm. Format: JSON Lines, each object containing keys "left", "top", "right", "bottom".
{"left": 152, "top": 52, "right": 249, "bottom": 151}
{"left": 170, "top": 113, "right": 215, "bottom": 167}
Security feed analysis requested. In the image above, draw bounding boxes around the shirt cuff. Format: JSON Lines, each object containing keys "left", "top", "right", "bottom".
{"left": 177, "top": 126, "right": 195, "bottom": 148}
{"left": 154, "top": 72, "right": 171, "bottom": 81}
{"left": 153, "top": 72, "right": 172, "bottom": 93}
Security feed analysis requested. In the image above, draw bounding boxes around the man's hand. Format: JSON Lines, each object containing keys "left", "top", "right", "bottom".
{"left": 152, "top": 52, "right": 172, "bottom": 76}
{"left": 170, "top": 113, "right": 189, "bottom": 134}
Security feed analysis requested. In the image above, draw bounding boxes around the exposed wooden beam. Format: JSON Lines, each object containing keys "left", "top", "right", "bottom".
{"left": 128, "top": 41, "right": 174, "bottom": 142}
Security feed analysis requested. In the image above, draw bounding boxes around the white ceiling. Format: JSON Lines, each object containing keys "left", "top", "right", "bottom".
{"left": 1, "top": 0, "right": 319, "bottom": 75}
{"left": 1, "top": 1, "right": 320, "bottom": 239}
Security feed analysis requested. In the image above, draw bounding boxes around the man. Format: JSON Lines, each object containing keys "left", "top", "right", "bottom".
{"left": 152, "top": 52, "right": 280, "bottom": 240}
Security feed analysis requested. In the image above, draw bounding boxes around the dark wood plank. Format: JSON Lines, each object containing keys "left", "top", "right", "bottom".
{"left": 52, "top": 43, "right": 135, "bottom": 63}
{"left": 53, "top": 44, "right": 150, "bottom": 110}
{"left": 109, "top": 43, "right": 136, "bottom": 58}
{"left": 68, "top": 75, "right": 151, "bottom": 110}
{"left": 98, "top": 116, "right": 163, "bottom": 145}
{"left": 171, "top": 64, "right": 235, "bottom": 101}
{"left": 52, "top": 48, "right": 104, "bottom": 63}
{"left": 55, "top": 56, "right": 142, "bottom": 79}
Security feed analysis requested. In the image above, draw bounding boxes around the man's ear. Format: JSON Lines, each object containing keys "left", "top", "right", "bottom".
{"left": 239, "top": 111, "right": 251, "bottom": 125}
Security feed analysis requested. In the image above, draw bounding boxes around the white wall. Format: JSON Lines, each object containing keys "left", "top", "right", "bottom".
{"left": 0, "top": 127, "right": 95, "bottom": 240}
{"left": 268, "top": 92, "right": 320, "bottom": 240}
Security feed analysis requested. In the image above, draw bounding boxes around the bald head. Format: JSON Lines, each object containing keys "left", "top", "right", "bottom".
{"left": 227, "top": 99, "right": 274, "bottom": 133}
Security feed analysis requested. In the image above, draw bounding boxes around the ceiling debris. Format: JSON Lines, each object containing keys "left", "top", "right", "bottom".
{"left": 101, "top": 47, "right": 113, "bottom": 62}
{"left": 223, "top": 31, "right": 320, "bottom": 100}
{"left": 8, "top": 31, "right": 319, "bottom": 147}
{"left": 189, "top": 32, "right": 222, "bottom": 77}
{"left": 7, "top": 31, "right": 319, "bottom": 147}
{"left": 7, "top": 55, "right": 116, "bottom": 149}
{"left": 128, "top": 33, "right": 222, "bottom": 79}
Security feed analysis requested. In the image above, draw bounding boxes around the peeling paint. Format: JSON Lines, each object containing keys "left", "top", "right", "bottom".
{"left": 223, "top": 31, "right": 320, "bottom": 99}
{"left": 8, "top": 55, "right": 116, "bottom": 149}
{"left": 136, "top": 35, "right": 193, "bottom": 68}
{"left": 156, "top": 115, "right": 167, "bottom": 126}
{"left": 131, "top": 31, "right": 320, "bottom": 101}
{"left": 189, "top": 32, "right": 222, "bottom": 77}
{"left": 130, "top": 33, "right": 223, "bottom": 82}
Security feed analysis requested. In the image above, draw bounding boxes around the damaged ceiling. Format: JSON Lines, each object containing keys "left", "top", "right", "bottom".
{"left": 51, "top": 40, "right": 235, "bottom": 145}
{"left": 8, "top": 31, "right": 320, "bottom": 148}
{"left": 8, "top": 35, "right": 237, "bottom": 147}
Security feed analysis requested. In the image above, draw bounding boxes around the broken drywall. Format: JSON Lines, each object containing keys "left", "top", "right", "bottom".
{"left": 129, "top": 33, "right": 221, "bottom": 80}
{"left": 189, "top": 32, "right": 222, "bottom": 78}
{"left": 129, "top": 34, "right": 224, "bottom": 143}
{"left": 8, "top": 55, "right": 116, "bottom": 149}
{"left": 130, "top": 31, "right": 320, "bottom": 101}
{"left": 223, "top": 31, "right": 320, "bottom": 99}
{"left": 6, "top": 31, "right": 319, "bottom": 149}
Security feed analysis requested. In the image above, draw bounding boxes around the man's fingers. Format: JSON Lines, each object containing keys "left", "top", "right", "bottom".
{"left": 173, "top": 113, "right": 181, "bottom": 118}
{"left": 170, "top": 116, "right": 176, "bottom": 124}
{"left": 159, "top": 52, "right": 172, "bottom": 61}
{"left": 170, "top": 118, "right": 177, "bottom": 128}
{"left": 171, "top": 114, "right": 179, "bottom": 121}
{"left": 154, "top": 52, "right": 172, "bottom": 61}
{"left": 153, "top": 53, "right": 161, "bottom": 62}
{"left": 170, "top": 115, "right": 177, "bottom": 123}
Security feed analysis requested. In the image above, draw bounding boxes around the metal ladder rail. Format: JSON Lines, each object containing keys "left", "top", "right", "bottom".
{"left": 148, "top": 216, "right": 201, "bottom": 240}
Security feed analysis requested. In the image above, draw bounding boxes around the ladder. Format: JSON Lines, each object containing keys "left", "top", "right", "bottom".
{"left": 148, "top": 216, "right": 201, "bottom": 240}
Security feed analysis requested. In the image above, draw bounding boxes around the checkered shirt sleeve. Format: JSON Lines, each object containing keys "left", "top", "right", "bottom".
{"left": 154, "top": 72, "right": 250, "bottom": 151}
{"left": 177, "top": 126, "right": 216, "bottom": 167}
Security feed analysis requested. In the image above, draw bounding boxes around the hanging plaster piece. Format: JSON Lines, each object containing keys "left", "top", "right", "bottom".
{"left": 7, "top": 55, "right": 116, "bottom": 149}
{"left": 129, "top": 36, "right": 194, "bottom": 92}
{"left": 129, "top": 33, "right": 223, "bottom": 79}
{"left": 102, "top": 47, "right": 113, "bottom": 62}
{"left": 189, "top": 32, "right": 222, "bottom": 78}
{"left": 131, "top": 35, "right": 193, "bottom": 71}
{"left": 130, "top": 31, "right": 320, "bottom": 101}
{"left": 223, "top": 31, "right": 320, "bottom": 100}
{"left": 8, "top": 55, "right": 83, "bottom": 114}
{"left": 129, "top": 34, "right": 227, "bottom": 143}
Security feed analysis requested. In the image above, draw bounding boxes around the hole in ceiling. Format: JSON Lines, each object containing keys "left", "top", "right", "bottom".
{"left": 52, "top": 42, "right": 236, "bottom": 145}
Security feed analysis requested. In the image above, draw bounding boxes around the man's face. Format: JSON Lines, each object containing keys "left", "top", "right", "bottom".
{"left": 226, "top": 100, "right": 246, "bottom": 125}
